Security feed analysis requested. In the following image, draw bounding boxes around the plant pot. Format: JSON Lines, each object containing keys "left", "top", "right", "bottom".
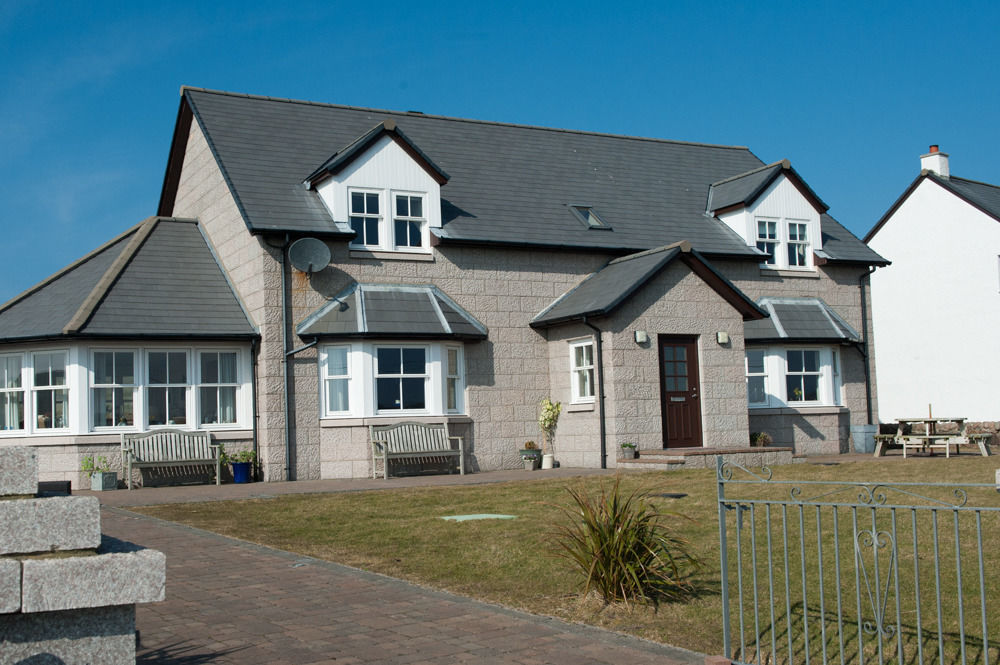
{"left": 90, "top": 471, "right": 117, "bottom": 491}
{"left": 523, "top": 459, "right": 536, "bottom": 471}
{"left": 231, "top": 462, "right": 252, "bottom": 484}
{"left": 621, "top": 448, "right": 637, "bottom": 459}
{"left": 520, "top": 449, "right": 541, "bottom": 469}
{"left": 541, "top": 454, "right": 554, "bottom": 469}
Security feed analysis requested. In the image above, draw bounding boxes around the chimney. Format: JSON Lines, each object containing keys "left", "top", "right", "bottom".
{"left": 920, "top": 144, "right": 950, "bottom": 178}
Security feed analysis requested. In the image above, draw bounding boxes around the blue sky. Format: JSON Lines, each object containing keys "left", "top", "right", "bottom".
{"left": 2, "top": 1, "right": 998, "bottom": 302}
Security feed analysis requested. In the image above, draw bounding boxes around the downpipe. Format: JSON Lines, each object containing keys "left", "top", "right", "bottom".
{"left": 581, "top": 317, "right": 608, "bottom": 469}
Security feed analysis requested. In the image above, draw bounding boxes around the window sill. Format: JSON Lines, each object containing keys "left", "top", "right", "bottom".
{"left": 321, "top": 414, "right": 472, "bottom": 427}
{"left": 566, "top": 402, "right": 595, "bottom": 412}
{"left": 758, "top": 268, "right": 820, "bottom": 279}
{"left": 349, "top": 249, "right": 434, "bottom": 262}
{"left": 749, "top": 405, "right": 847, "bottom": 416}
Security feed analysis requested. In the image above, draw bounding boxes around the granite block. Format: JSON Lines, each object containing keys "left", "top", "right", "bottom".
{"left": 0, "top": 604, "right": 135, "bottom": 665}
{"left": 21, "top": 538, "right": 165, "bottom": 612}
{"left": 0, "top": 446, "right": 38, "bottom": 496}
{"left": 0, "top": 557, "right": 20, "bottom": 613}
{"left": 0, "top": 496, "right": 101, "bottom": 555}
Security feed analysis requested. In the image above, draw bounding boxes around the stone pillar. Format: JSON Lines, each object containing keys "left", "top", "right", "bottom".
{"left": 0, "top": 447, "right": 165, "bottom": 664}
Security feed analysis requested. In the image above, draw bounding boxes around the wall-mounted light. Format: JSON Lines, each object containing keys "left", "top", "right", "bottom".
{"left": 716, "top": 331, "right": 730, "bottom": 345}
{"left": 634, "top": 330, "right": 649, "bottom": 344}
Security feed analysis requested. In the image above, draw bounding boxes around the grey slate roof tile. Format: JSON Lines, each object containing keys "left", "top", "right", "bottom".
{"left": 173, "top": 89, "right": 879, "bottom": 263}
{"left": 744, "top": 297, "right": 859, "bottom": 342}
{"left": 0, "top": 218, "right": 256, "bottom": 342}
{"left": 934, "top": 175, "right": 1000, "bottom": 221}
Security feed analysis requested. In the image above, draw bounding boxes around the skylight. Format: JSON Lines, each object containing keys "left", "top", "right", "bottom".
{"left": 569, "top": 205, "right": 612, "bottom": 230}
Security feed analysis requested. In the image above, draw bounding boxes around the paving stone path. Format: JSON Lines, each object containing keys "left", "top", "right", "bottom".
{"left": 102, "top": 506, "right": 704, "bottom": 665}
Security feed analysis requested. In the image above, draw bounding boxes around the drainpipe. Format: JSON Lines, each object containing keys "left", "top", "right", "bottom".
{"left": 858, "top": 265, "right": 878, "bottom": 425}
{"left": 250, "top": 337, "right": 259, "bottom": 481}
{"left": 581, "top": 317, "right": 608, "bottom": 469}
{"left": 280, "top": 234, "right": 293, "bottom": 481}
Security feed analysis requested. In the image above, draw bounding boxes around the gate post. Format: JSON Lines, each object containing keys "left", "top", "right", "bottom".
{"left": 716, "top": 455, "right": 732, "bottom": 659}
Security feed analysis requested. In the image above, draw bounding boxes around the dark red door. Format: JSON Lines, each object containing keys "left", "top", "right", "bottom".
{"left": 659, "top": 336, "right": 703, "bottom": 448}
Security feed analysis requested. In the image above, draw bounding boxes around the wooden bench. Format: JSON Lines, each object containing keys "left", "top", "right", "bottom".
{"left": 369, "top": 421, "right": 465, "bottom": 479}
{"left": 121, "top": 429, "right": 221, "bottom": 490}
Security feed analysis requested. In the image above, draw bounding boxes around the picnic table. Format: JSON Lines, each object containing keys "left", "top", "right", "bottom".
{"left": 873, "top": 417, "right": 990, "bottom": 458}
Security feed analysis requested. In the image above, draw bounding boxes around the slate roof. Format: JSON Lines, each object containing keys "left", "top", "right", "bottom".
{"left": 159, "top": 88, "right": 880, "bottom": 264}
{"left": 0, "top": 218, "right": 257, "bottom": 342}
{"left": 744, "top": 297, "right": 859, "bottom": 342}
{"left": 530, "top": 242, "right": 766, "bottom": 328}
{"left": 296, "top": 283, "right": 487, "bottom": 340}
{"left": 706, "top": 160, "right": 827, "bottom": 214}
{"left": 866, "top": 173, "right": 1000, "bottom": 243}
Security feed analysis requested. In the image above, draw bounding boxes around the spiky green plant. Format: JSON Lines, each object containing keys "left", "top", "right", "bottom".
{"left": 552, "top": 476, "right": 701, "bottom": 604}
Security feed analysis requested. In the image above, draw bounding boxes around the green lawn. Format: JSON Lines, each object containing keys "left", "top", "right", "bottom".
{"left": 133, "top": 457, "right": 1000, "bottom": 659}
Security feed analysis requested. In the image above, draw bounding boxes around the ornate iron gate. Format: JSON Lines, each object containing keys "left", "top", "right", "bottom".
{"left": 716, "top": 457, "right": 1000, "bottom": 665}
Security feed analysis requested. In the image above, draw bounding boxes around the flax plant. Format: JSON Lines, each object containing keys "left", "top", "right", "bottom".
{"left": 552, "top": 476, "right": 701, "bottom": 604}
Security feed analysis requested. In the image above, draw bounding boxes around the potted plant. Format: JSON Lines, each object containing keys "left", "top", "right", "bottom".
{"left": 221, "top": 448, "right": 256, "bottom": 484}
{"left": 538, "top": 397, "right": 562, "bottom": 469}
{"left": 81, "top": 455, "right": 117, "bottom": 491}
{"left": 750, "top": 431, "right": 773, "bottom": 447}
{"left": 520, "top": 440, "right": 542, "bottom": 470}
{"left": 620, "top": 442, "right": 638, "bottom": 459}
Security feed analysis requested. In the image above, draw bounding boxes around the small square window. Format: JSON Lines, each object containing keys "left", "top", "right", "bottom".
{"left": 569, "top": 206, "right": 611, "bottom": 230}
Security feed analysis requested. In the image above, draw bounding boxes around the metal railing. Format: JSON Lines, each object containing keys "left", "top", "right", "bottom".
{"left": 716, "top": 456, "right": 1000, "bottom": 665}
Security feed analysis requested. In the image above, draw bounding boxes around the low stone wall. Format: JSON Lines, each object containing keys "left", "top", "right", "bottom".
{"left": 749, "top": 409, "right": 850, "bottom": 455}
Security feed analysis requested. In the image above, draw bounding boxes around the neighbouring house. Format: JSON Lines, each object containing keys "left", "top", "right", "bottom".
{"left": 865, "top": 146, "right": 1000, "bottom": 422}
{"left": 0, "top": 88, "right": 887, "bottom": 487}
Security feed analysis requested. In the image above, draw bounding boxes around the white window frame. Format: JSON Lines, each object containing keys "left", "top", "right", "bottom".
{"left": 391, "top": 191, "right": 427, "bottom": 251}
{"left": 756, "top": 218, "right": 778, "bottom": 266}
{"left": 569, "top": 339, "right": 596, "bottom": 403}
{"left": 755, "top": 216, "right": 813, "bottom": 270}
{"left": 374, "top": 345, "right": 430, "bottom": 414}
{"left": 348, "top": 188, "right": 384, "bottom": 248}
{"left": 197, "top": 350, "right": 240, "bottom": 427}
{"left": 785, "top": 348, "right": 822, "bottom": 404}
{"left": 32, "top": 350, "right": 70, "bottom": 431}
{"left": 444, "top": 345, "right": 463, "bottom": 413}
{"left": 787, "top": 221, "right": 810, "bottom": 268}
{"left": 90, "top": 349, "right": 137, "bottom": 429}
{"left": 320, "top": 345, "right": 353, "bottom": 416}
{"left": 0, "top": 353, "right": 25, "bottom": 432}
{"left": 746, "top": 346, "right": 841, "bottom": 408}
{"left": 745, "top": 349, "right": 768, "bottom": 407}
{"left": 145, "top": 349, "right": 191, "bottom": 428}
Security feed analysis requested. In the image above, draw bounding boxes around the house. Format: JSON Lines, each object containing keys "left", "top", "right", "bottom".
{"left": 865, "top": 146, "right": 1000, "bottom": 422}
{"left": 0, "top": 88, "right": 887, "bottom": 486}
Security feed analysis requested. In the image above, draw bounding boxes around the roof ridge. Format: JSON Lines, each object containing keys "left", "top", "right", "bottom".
{"left": 710, "top": 159, "right": 787, "bottom": 187}
{"left": 63, "top": 216, "right": 162, "bottom": 334}
{"left": 607, "top": 240, "right": 690, "bottom": 265}
{"left": 180, "top": 86, "right": 752, "bottom": 151}
{"left": 947, "top": 174, "right": 1000, "bottom": 191}
{"left": 0, "top": 220, "right": 146, "bottom": 317}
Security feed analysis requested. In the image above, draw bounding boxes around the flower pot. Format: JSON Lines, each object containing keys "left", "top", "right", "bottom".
{"left": 231, "top": 462, "right": 252, "bottom": 484}
{"left": 90, "top": 471, "right": 117, "bottom": 491}
{"left": 621, "top": 448, "right": 637, "bottom": 459}
{"left": 541, "top": 454, "right": 554, "bottom": 469}
{"left": 523, "top": 459, "right": 536, "bottom": 471}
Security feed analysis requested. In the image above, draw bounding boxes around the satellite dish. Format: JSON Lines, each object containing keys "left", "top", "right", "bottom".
{"left": 288, "top": 238, "right": 331, "bottom": 274}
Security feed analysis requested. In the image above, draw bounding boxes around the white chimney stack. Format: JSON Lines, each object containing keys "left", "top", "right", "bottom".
{"left": 920, "top": 144, "right": 950, "bottom": 178}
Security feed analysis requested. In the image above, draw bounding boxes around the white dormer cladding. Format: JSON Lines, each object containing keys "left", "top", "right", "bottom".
{"left": 314, "top": 134, "right": 442, "bottom": 251}
{"left": 717, "top": 173, "right": 823, "bottom": 270}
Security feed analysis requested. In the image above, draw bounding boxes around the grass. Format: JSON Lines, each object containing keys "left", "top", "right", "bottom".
{"left": 132, "top": 457, "right": 1000, "bottom": 659}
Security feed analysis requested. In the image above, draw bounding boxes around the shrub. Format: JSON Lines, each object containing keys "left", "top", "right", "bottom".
{"left": 552, "top": 477, "right": 701, "bottom": 604}
{"left": 749, "top": 431, "right": 773, "bottom": 447}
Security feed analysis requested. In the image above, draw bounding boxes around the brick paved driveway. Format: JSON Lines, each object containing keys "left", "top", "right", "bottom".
{"left": 103, "top": 507, "right": 703, "bottom": 665}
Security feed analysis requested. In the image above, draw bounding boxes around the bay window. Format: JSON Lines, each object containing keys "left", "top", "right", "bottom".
{"left": 745, "top": 346, "right": 841, "bottom": 408}
{"left": 320, "top": 342, "right": 463, "bottom": 418}
{"left": 33, "top": 351, "right": 68, "bottom": 429}
{"left": 0, "top": 355, "right": 24, "bottom": 431}
{"left": 92, "top": 350, "right": 135, "bottom": 427}
{"left": 147, "top": 351, "right": 188, "bottom": 426}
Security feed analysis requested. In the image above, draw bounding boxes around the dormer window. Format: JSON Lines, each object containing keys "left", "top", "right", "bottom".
{"left": 569, "top": 205, "right": 612, "bottom": 230}
{"left": 350, "top": 191, "right": 381, "bottom": 247}
{"left": 756, "top": 219, "right": 777, "bottom": 265}
{"left": 755, "top": 216, "right": 812, "bottom": 270}
{"left": 787, "top": 222, "right": 809, "bottom": 267}
{"left": 394, "top": 193, "right": 425, "bottom": 249}
{"left": 348, "top": 189, "right": 428, "bottom": 252}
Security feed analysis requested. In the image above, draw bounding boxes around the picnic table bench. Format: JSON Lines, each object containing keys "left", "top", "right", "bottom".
{"left": 873, "top": 417, "right": 991, "bottom": 458}
{"left": 370, "top": 421, "right": 465, "bottom": 479}
{"left": 121, "top": 428, "right": 221, "bottom": 489}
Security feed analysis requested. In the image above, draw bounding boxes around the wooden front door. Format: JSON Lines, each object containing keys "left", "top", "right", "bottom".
{"left": 659, "top": 336, "right": 703, "bottom": 448}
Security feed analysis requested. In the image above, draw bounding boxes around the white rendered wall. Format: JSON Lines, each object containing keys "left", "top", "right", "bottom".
{"left": 868, "top": 178, "right": 1000, "bottom": 421}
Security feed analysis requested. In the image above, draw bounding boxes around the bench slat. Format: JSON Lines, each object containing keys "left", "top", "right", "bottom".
{"left": 121, "top": 428, "right": 221, "bottom": 489}
{"left": 370, "top": 422, "right": 464, "bottom": 479}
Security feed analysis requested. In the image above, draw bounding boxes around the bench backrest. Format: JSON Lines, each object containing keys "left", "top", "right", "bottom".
{"left": 122, "top": 429, "right": 214, "bottom": 462}
{"left": 371, "top": 422, "right": 450, "bottom": 453}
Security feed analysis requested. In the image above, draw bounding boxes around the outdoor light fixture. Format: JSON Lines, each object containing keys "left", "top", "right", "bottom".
{"left": 716, "top": 331, "right": 730, "bottom": 345}
{"left": 634, "top": 330, "right": 649, "bottom": 344}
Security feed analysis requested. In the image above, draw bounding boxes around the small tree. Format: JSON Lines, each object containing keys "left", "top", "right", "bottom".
{"left": 538, "top": 397, "right": 562, "bottom": 455}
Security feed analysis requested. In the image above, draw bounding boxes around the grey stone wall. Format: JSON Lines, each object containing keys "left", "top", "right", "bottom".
{"left": 749, "top": 408, "right": 851, "bottom": 455}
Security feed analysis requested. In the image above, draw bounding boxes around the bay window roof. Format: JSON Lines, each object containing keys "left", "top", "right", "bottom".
{"left": 744, "top": 297, "right": 859, "bottom": 343}
{"left": 296, "top": 283, "right": 487, "bottom": 340}
{"left": 0, "top": 217, "right": 257, "bottom": 343}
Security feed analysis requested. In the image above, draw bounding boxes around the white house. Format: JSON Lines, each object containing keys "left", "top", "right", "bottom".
{"left": 866, "top": 146, "right": 1000, "bottom": 422}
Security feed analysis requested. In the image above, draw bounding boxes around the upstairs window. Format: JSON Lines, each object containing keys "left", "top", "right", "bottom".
{"left": 394, "top": 194, "right": 425, "bottom": 249}
{"left": 756, "top": 220, "right": 777, "bottom": 265}
{"left": 350, "top": 191, "right": 381, "bottom": 247}
{"left": 787, "top": 223, "right": 809, "bottom": 267}
{"left": 0, "top": 355, "right": 24, "bottom": 431}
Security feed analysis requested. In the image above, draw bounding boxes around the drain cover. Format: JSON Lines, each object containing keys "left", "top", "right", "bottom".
{"left": 654, "top": 493, "right": 688, "bottom": 499}
{"left": 440, "top": 514, "right": 517, "bottom": 522}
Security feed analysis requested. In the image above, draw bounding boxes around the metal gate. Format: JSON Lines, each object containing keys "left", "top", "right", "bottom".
{"left": 716, "top": 456, "right": 1000, "bottom": 665}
